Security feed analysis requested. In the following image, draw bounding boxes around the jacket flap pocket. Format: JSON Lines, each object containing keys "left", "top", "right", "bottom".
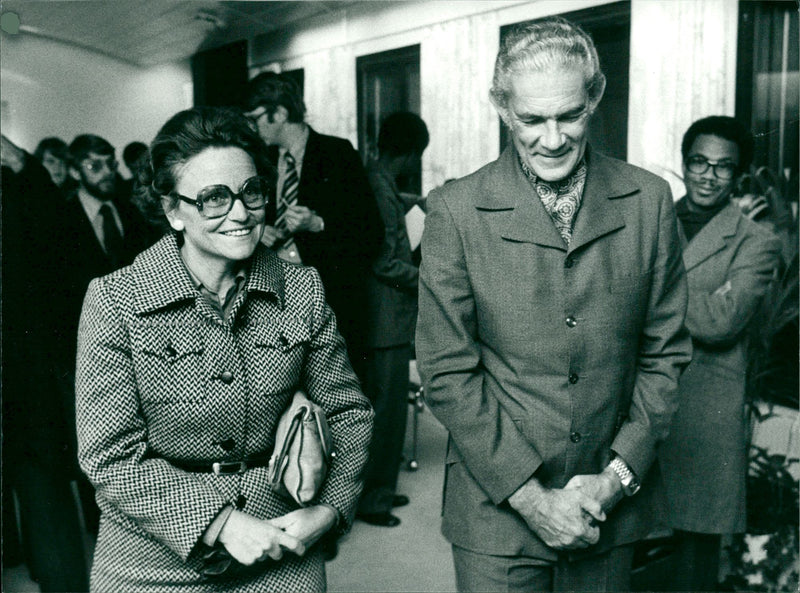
{"left": 254, "top": 318, "right": 311, "bottom": 350}
{"left": 138, "top": 324, "right": 203, "bottom": 359}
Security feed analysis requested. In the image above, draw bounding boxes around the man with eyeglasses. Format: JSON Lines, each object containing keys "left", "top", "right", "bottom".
{"left": 658, "top": 116, "right": 781, "bottom": 591}
{"left": 51, "top": 134, "right": 153, "bottom": 537}
{"left": 243, "top": 72, "right": 382, "bottom": 383}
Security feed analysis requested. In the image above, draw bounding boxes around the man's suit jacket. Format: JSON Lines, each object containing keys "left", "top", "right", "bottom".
{"left": 53, "top": 192, "right": 153, "bottom": 374}
{"left": 660, "top": 201, "right": 780, "bottom": 534}
{"left": 416, "top": 146, "right": 692, "bottom": 559}
{"left": 267, "top": 128, "right": 382, "bottom": 375}
{"left": 365, "top": 160, "right": 418, "bottom": 349}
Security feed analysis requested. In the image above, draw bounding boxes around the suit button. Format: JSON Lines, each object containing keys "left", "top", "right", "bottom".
{"left": 570, "top": 432, "right": 582, "bottom": 443}
{"left": 164, "top": 345, "right": 177, "bottom": 359}
{"left": 220, "top": 371, "right": 234, "bottom": 384}
{"left": 235, "top": 495, "right": 247, "bottom": 509}
{"left": 565, "top": 316, "right": 577, "bottom": 328}
{"left": 569, "top": 373, "right": 579, "bottom": 384}
{"left": 564, "top": 256, "right": 575, "bottom": 268}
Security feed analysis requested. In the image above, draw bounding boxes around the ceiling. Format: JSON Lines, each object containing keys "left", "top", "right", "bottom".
{"left": 2, "top": 1, "right": 363, "bottom": 67}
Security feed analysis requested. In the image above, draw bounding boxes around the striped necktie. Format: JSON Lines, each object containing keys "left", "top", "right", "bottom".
{"left": 276, "top": 152, "right": 299, "bottom": 254}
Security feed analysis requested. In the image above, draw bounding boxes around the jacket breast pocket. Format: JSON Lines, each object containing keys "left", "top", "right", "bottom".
{"left": 134, "top": 325, "right": 206, "bottom": 402}
{"left": 249, "top": 318, "right": 311, "bottom": 396}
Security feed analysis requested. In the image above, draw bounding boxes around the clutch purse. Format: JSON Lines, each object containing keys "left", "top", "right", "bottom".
{"left": 268, "top": 390, "right": 334, "bottom": 506}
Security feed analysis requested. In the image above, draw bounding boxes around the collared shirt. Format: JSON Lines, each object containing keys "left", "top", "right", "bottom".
{"left": 275, "top": 126, "right": 311, "bottom": 264}
{"left": 183, "top": 262, "right": 248, "bottom": 322}
{"left": 77, "top": 188, "right": 124, "bottom": 251}
{"left": 519, "top": 156, "right": 588, "bottom": 246}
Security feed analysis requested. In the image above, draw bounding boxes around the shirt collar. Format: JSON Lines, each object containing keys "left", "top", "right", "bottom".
{"left": 279, "top": 125, "right": 310, "bottom": 165}
{"left": 77, "top": 187, "right": 115, "bottom": 220}
{"left": 132, "top": 234, "right": 286, "bottom": 314}
{"left": 518, "top": 154, "right": 588, "bottom": 192}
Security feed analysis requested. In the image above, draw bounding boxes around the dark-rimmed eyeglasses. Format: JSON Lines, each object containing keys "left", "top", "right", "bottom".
{"left": 173, "top": 176, "right": 272, "bottom": 219}
{"left": 685, "top": 156, "right": 738, "bottom": 180}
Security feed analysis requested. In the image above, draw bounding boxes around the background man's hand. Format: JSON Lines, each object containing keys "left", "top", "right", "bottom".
{"left": 508, "top": 477, "right": 605, "bottom": 550}
{"left": 260, "top": 225, "right": 284, "bottom": 249}
{"left": 285, "top": 205, "right": 323, "bottom": 233}
{"left": 1, "top": 134, "right": 26, "bottom": 174}
{"left": 564, "top": 465, "right": 624, "bottom": 514}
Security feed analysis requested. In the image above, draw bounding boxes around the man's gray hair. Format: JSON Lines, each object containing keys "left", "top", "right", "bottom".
{"left": 490, "top": 17, "right": 606, "bottom": 113}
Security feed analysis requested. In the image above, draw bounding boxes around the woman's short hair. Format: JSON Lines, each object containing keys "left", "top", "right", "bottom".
{"left": 681, "top": 116, "right": 754, "bottom": 172}
{"left": 33, "top": 137, "right": 68, "bottom": 162}
{"left": 490, "top": 17, "right": 606, "bottom": 114}
{"left": 137, "top": 107, "right": 274, "bottom": 229}
{"left": 244, "top": 72, "right": 306, "bottom": 123}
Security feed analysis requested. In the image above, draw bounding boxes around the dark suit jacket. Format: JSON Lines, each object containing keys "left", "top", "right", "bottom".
{"left": 267, "top": 128, "right": 382, "bottom": 373}
{"left": 53, "top": 190, "right": 154, "bottom": 376}
{"left": 2, "top": 158, "right": 74, "bottom": 468}
{"left": 365, "top": 161, "right": 418, "bottom": 349}
{"left": 660, "top": 201, "right": 780, "bottom": 534}
{"left": 416, "top": 146, "right": 692, "bottom": 559}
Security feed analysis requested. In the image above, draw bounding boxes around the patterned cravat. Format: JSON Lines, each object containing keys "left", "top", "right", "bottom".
{"left": 276, "top": 152, "right": 299, "bottom": 254}
{"left": 99, "top": 202, "right": 123, "bottom": 268}
{"left": 520, "top": 157, "right": 587, "bottom": 246}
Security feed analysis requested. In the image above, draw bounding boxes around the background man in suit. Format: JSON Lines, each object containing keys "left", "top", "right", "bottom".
{"left": 357, "top": 112, "right": 429, "bottom": 527}
{"left": 415, "top": 17, "right": 692, "bottom": 592}
{"left": 2, "top": 134, "right": 90, "bottom": 592}
{"left": 243, "top": 72, "right": 383, "bottom": 381}
{"left": 658, "top": 116, "right": 781, "bottom": 591}
{"left": 54, "top": 134, "right": 153, "bottom": 534}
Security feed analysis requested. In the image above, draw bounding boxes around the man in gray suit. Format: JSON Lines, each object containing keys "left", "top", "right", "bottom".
{"left": 415, "top": 17, "right": 692, "bottom": 591}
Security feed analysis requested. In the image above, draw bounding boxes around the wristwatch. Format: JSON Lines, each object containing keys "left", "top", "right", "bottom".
{"left": 608, "top": 456, "right": 641, "bottom": 496}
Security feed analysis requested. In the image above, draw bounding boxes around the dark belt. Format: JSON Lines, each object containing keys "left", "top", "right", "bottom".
{"left": 167, "top": 453, "right": 271, "bottom": 475}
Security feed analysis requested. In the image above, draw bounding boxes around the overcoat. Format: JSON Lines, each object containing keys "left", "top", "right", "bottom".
{"left": 416, "top": 146, "right": 692, "bottom": 560}
{"left": 76, "top": 234, "right": 373, "bottom": 592}
{"left": 659, "top": 200, "right": 781, "bottom": 533}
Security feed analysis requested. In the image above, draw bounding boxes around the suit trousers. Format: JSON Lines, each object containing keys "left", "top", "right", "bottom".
{"left": 452, "top": 543, "right": 634, "bottom": 592}
{"left": 11, "top": 463, "right": 89, "bottom": 592}
{"left": 358, "top": 344, "right": 412, "bottom": 514}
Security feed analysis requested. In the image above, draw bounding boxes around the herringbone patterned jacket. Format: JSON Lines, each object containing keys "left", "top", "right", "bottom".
{"left": 76, "top": 233, "right": 373, "bottom": 592}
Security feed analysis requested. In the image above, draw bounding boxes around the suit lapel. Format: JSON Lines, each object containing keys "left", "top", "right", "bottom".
{"left": 683, "top": 202, "right": 741, "bottom": 272}
{"left": 568, "top": 152, "right": 634, "bottom": 254}
{"left": 475, "top": 147, "right": 566, "bottom": 251}
{"left": 297, "top": 128, "right": 322, "bottom": 207}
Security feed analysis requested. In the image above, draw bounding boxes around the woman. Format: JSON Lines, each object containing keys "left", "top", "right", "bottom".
{"left": 76, "top": 107, "right": 373, "bottom": 592}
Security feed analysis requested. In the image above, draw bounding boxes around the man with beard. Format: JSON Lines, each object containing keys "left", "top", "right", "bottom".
{"left": 53, "top": 134, "right": 152, "bottom": 534}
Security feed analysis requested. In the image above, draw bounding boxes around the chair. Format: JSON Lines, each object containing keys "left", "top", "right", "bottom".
{"left": 406, "top": 360, "right": 425, "bottom": 471}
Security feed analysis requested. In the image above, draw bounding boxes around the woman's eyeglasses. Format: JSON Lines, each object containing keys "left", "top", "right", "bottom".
{"left": 685, "top": 156, "right": 738, "bottom": 180}
{"left": 173, "top": 176, "right": 272, "bottom": 219}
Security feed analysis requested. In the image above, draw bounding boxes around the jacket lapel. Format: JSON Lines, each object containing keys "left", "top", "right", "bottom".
{"left": 568, "top": 152, "right": 634, "bottom": 254}
{"left": 682, "top": 202, "right": 741, "bottom": 272}
{"left": 475, "top": 146, "right": 566, "bottom": 251}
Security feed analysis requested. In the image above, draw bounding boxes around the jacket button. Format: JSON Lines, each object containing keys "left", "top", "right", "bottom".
{"left": 570, "top": 432, "right": 582, "bottom": 443}
{"left": 220, "top": 371, "right": 234, "bottom": 384}
{"left": 564, "top": 256, "right": 575, "bottom": 268}
{"left": 235, "top": 495, "right": 247, "bottom": 509}
{"left": 569, "top": 373, "right": 579, "bottom": 384}
{"left": 565, "top": 316, "right": 577, "bottom": 328}
{"left": 164, "top": 345, "right": 177, "bottom": 359}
